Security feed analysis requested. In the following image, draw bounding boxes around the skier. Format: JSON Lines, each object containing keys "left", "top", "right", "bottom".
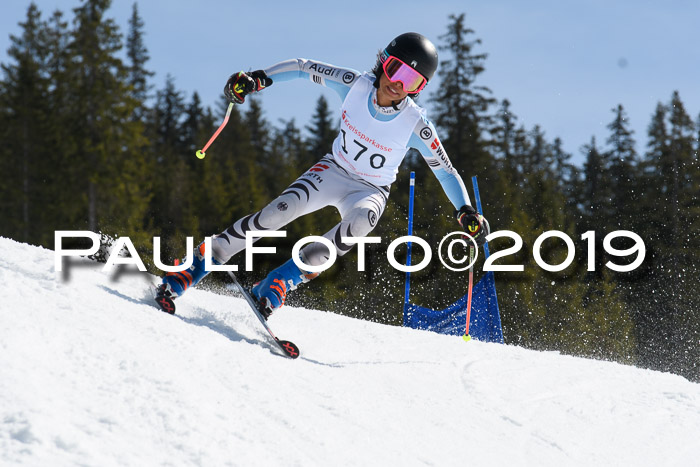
{"left": 156, "top": 32, "right": 490, "bottom": 317}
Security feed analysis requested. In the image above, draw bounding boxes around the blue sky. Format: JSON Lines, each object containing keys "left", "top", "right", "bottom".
{"left": 2, "top": 0, "right": 698, "bottom": 167}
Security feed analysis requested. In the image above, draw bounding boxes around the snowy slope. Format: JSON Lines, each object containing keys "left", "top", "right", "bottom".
{"left": 1, "top": 237, "right": 699, "bottom": 467}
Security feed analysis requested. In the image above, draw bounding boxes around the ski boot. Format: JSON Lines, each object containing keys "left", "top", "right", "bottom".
{"left": 252, "top": 258, "right": 318, "bottom": 319}
{"left": 155, "top": 241, "right": 221, "bottom": 314}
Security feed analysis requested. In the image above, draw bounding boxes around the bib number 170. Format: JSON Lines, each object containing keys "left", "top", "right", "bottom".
{"left": 340, "top": 129, "right": 386, "bottom": 169}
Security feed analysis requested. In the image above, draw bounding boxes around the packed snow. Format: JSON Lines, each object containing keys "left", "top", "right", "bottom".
{"left": 1, "top": 236, "right": 699, "bottom": 466}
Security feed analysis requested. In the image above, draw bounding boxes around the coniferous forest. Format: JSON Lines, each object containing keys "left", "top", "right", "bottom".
{"left": 1, "top": 2, "right": 698, "bottom": 382}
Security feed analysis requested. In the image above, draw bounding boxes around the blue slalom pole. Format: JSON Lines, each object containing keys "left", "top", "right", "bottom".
{"left": 403, "top": 172, "right": 416, "bottom": 321}
{"left": 471, "top": 176, "right": 491, "bottom": 259}
{"left": 471, "top": 176, "right": 504, "bottom": 343}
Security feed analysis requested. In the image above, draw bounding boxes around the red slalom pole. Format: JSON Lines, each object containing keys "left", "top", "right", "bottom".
{"left": 195, "top": 102, "right": 235, "bottom": 159}
{"left": 463, "top": 246, "right": 476, "bottom": 342}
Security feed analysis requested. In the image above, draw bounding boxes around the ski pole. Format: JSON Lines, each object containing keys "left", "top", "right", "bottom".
{"left": 195, "top": 102, "right": 235, "bottom": 159}
{"left": 463, "top": 245, "right": 476, "bottom": 342}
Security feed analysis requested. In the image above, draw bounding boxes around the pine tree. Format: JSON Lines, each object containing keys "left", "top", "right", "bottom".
{"left": 644, "top": 93, "right": 695, "bottom": 266}
{"left": 305, "top": 95, "right": 336, "bottom": 168}
{"left": 432, "top": 13, "right": 496, "bottom": 179}
{"left": 552, "top": 137, "right": 579, "bottom": 215}
{"left": 525, "top": 125, "right": 552, "bottom": 174}
{"left": 278, "top": 118, "right": 309, "bottom": 175}
{"left": 581, "top": 136, "right": 613, "bottom": 223}
{"left": 152, "top": 74, "right": 186, "bottom": 157}
{"left": 663, "top": 92, "right": 698, "bottom": 379}
{"left": 41, "top": 9, "right": 80, "bottom": 242}
{"left": 634, "top": 92, "right": 698, "bottom": 378}
{"left": 182, "top": 92, "right": 205, "bottom": 159}
{"left": 0, "top": 4, "right": 50, "bottom": 243}
{"left": 490, "top": 99, "right": 517, "bottom": 168}
{"left": 66, "top": 0, "right": 142, "bottom": 232}
{"left": 687, "top": 113, "right": 700, "bottom": 380}
{"left": 510, "top": 126, "right": 564, "bottom": 229}
{"left": 605, "top": 105, "right": 639, "bottom": 230}
{"left": 179, "top": 91, "right": 216, "bottom": 238}
{"left": 607, "top": 105, "right": 637, "bottom": 165}
{"left": 149, "top": 74, "right": 189, "bottom": 236}
{"left": 126, "top": 2, "right": 153, "bottom": 122}
{"left": 245, "top": 98, "right": 280, "bottom": 198}
{"left": 666, "top": 92, "right": 695, "bottom": 255}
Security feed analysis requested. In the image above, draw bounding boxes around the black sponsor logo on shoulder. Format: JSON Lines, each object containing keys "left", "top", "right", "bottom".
{"left": 420, "top": 126, "right": 433, "bottom": 140}
{"left": 309, "top": 63, "right": 336, "bottom": 76}
{"left": 342, "top": 72, "right": 355, "bottom": 84}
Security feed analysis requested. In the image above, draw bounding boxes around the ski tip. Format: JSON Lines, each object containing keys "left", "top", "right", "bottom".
{"left": 155, "top": 294, "right": 176, "bottom": 315}
{"left": 278, "top": 340, "right": 300, "bottom": 359}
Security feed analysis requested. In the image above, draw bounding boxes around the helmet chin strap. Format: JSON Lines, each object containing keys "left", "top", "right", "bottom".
{"left": 391, "top": 100, "right": 400, "bottom": 110}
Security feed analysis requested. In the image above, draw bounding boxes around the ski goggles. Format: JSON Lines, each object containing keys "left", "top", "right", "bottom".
{"left": 381, "top": 54, "right": 428, "bottom": 93}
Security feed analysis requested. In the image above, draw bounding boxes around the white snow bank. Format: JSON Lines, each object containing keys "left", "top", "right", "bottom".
{"left": 1, "top": 237, "right": 699, "bottom": 466}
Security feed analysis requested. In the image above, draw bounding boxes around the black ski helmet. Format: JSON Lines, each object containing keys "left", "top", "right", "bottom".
{"left": 383, "top": 32, "right": 438, "bottom": 82}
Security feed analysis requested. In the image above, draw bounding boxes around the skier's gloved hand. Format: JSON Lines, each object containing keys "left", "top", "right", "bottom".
{"left": 223, "top": 70, "right": 273, "bottom": 104}
{"left": 249, "top": 70, "right": 273, "bottom": 91}
{"left": 456, "top": 205, "right": 490, "bottom": 247}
